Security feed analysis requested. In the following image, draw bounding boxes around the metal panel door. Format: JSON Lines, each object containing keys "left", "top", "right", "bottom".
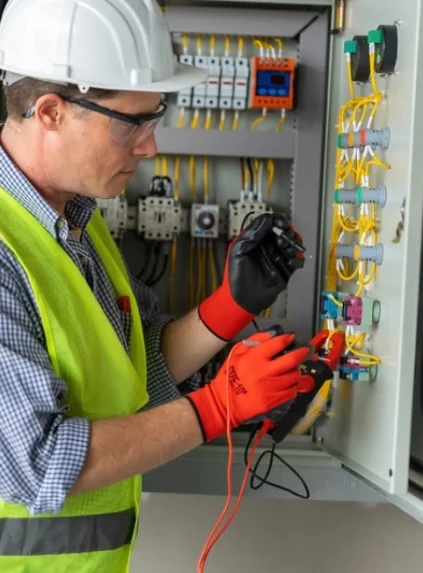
{"left": 318, "top": 0, "right": 423, "bottom": 495}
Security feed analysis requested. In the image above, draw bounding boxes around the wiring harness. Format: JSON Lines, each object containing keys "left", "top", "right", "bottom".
{"left": 324, "top": 33, "right": 390, "bottom": 380}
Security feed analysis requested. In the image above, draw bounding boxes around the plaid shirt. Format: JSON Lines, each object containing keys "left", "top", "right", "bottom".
{"left": 0, "top": 143, "right": 199, "bottom": 515}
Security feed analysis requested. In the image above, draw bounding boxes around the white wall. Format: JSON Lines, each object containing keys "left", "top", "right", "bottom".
{"left": 131, "top": 494, "right": 423, "bottom": 573}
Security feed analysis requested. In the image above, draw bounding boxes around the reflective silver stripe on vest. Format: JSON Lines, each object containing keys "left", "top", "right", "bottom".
{"left": 0, "top": 508, "right": 136, "bottom": 556}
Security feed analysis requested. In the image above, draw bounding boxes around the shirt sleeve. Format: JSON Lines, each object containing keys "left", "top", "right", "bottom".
{"left": 129, "top": 275, "right": 202, "bottom": 409}
{"left": 0, "top": 244, "right": 90, "bottom": 515}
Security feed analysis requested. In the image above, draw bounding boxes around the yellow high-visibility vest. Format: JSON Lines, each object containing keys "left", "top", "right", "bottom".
{"left": 0, "top": 186, "right": 149, "bottom": 573}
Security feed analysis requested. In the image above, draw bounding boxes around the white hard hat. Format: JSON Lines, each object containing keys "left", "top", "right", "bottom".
{"left": 0, "top": 0, "right": 207, "bottom": 93}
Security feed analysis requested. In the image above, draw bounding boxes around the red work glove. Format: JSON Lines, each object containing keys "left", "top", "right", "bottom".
{"left": 186, "top": 332, "right": 314, "bottom": 442}
{"left": 198, "top": 213, "right": 305, "bottom": 341}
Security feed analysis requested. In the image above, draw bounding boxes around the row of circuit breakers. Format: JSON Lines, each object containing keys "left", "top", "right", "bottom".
{"left": 176, "top": 53, "right": 296, "bottom": 111}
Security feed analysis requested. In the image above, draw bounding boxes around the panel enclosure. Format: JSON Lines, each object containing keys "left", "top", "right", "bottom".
{"left": 317, "top": 0, "right": 423, "bottom": 495}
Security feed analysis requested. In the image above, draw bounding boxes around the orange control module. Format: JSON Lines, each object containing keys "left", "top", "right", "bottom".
{"left": 249, "top": 56, "right": 296, "bottom": 110}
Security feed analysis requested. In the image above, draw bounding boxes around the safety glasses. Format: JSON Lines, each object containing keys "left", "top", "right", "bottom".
{"left": 23, "top": 97, "right": 167, "bottom": 148}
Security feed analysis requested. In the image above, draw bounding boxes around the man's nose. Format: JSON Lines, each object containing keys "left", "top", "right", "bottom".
{"left": 132, "top": 133, "right": 158, "bottom": 158}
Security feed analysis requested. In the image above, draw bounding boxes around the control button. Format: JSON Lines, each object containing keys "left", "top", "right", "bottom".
{"left": 268, "top": 88, "right": 276, "bottom": 96}
{"left": 258, "top": 88, "right": 267, "bottom": 95}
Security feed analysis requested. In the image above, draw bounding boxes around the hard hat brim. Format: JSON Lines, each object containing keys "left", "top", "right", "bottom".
{"left": 147, "top": 62, "right": 208, "bottom": 93}
{"left": 1, "top": 62, "right": 208, "bottom": 94}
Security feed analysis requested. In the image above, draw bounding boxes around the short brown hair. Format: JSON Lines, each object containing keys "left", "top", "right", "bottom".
{"left": 4, "top": 77, "right": 119, "bottom": 121}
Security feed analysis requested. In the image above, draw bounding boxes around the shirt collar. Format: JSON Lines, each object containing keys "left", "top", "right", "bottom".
{"left": 0, "top": 143, "right": 97, "bottom": 240}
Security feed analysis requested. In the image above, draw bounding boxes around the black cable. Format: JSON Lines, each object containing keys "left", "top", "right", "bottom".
{"left": 244, "top": 316, "right": 310, "bottom": 498}
{"left": 147, "top": 252, "right": 169, "bottom": 287}
{"left": 143, "top": 243, "right": 162, "bottom": 285}
{"left": 244, "top": 428, "right": 310, "bottom": 499}
{"left": 136, "top": 242, "right": 153, "bottom": 281}
{"left": 246, "top": 158, "right": 254, "bottom": 194}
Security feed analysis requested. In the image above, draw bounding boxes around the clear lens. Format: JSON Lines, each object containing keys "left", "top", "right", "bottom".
{"left": 108, "top": 117, "right": 162, "bottom": 147}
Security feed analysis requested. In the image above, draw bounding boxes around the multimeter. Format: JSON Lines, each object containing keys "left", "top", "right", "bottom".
{"left": 249, "top": 56, "right": 296, "bottom": 110}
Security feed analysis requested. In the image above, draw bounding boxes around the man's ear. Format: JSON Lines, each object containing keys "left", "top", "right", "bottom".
{"left": 33, "top": 94, "right": 67, "bottom": 130}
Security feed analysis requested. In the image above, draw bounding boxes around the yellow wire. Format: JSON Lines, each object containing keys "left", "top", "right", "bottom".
{"left": 173, "top": 156, "right": 180, "bottom": 201}
{"left": 324, "top": 44, "right": 387, "bottom": 369}
{"left": 209, "top": 34, "right": 215, "bottom": 55}
{"left": 161, "top": 156, "right": 168, "bottom": 178}
{"left": 189, "top": 156, "right": 196, "bottom": 200}
{"left": 275, "top": 110, "right": 286, "bottom": 133}
{"left": 232, "top": 111, "right": 239, "bottom": 131}
{"left": 182, "top": 34, "right": 189, "bottom": 52}
{"left": 252, "top": 109, "right": 266, "bottom": 131}
{"left": 266, "top": 159, "right": 274, "bottom": 200}
{"left": 191, "top": 110, "right": 200, "bottom": 129}
{"left": 204, "top": 110, "right": 212, "bottom": 130}
{"left": 253, "top": 38, "right": 264, "bottom": 52}
{"left": 155, "top": 155, "right": 161, "bottom": 176}
{"left": 238, "top": 36, "right": 244, "bottom": 56}
{"left": 203, "top": 157, "right": 209, "bottom": 203}
{"left": 218, "top": 111, "right": 225, "bottom": 131}
{"left": 177, "top": 109, "right": 185, "bottom": 129}
{"left": 224, "top": 36, "right": 231, "bottom": 55}
{"left": 196, "top": 34, "right": 202, "bottom": 54}
{"left": 274, "top": 38, "right": 284, "bottom": 54}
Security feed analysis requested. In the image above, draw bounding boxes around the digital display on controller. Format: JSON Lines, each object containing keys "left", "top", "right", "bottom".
{"left": 270, "top": 74, "right": 286, "bottom": 85}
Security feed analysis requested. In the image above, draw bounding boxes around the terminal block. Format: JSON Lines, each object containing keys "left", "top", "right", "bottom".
{"left": 342, "top": 295, "right": 381, "bottom": 327}
{"left": 191, "top": 204, "right": 220, "bottom": 239}
{"left": 336, "top": 243, "right": 384, "bottom": 265}
{"left": 339, "top": 356, "right": 378, "bottom": 382}
{"left": 337, "top": 128, "right": 390, "bottom": 150}
{"left": 334, "top": 185, "right": 387, "bottom": 207}
{"left": 320, "top": 291, "right": 342, "bottom": 320}
{"left": 97, "top": 195, "right": 128, "bottom": 239}
{"left": 227, "top": 200, "right": 272, "bottom": 240}
{"left": 137, "top": 196, "right": 182, "bottom": 241}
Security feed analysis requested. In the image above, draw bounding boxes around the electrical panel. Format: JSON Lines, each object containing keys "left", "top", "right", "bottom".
{"left": 95, "top": 0, "right": 423, "bottom": 525}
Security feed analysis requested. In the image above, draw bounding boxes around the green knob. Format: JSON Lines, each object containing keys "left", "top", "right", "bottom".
{"left": 344, "top": 40, "right": 357, "bottom": 54}
{"left": 368, "top": 29, "right": 383, "bottom": 44}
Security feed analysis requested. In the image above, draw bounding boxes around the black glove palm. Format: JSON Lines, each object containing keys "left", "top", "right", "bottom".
{"left": 228, "top": 213, "right": 305, "bottom": 315}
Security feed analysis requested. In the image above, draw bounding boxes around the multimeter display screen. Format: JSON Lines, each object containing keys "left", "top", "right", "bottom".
{"left": 256, "top": 70, "right": 291, "bottom": 97}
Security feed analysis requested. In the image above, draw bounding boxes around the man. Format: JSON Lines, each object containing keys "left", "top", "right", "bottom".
{"left": 0, "top": 1, "right": 318, "bottom": 572}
